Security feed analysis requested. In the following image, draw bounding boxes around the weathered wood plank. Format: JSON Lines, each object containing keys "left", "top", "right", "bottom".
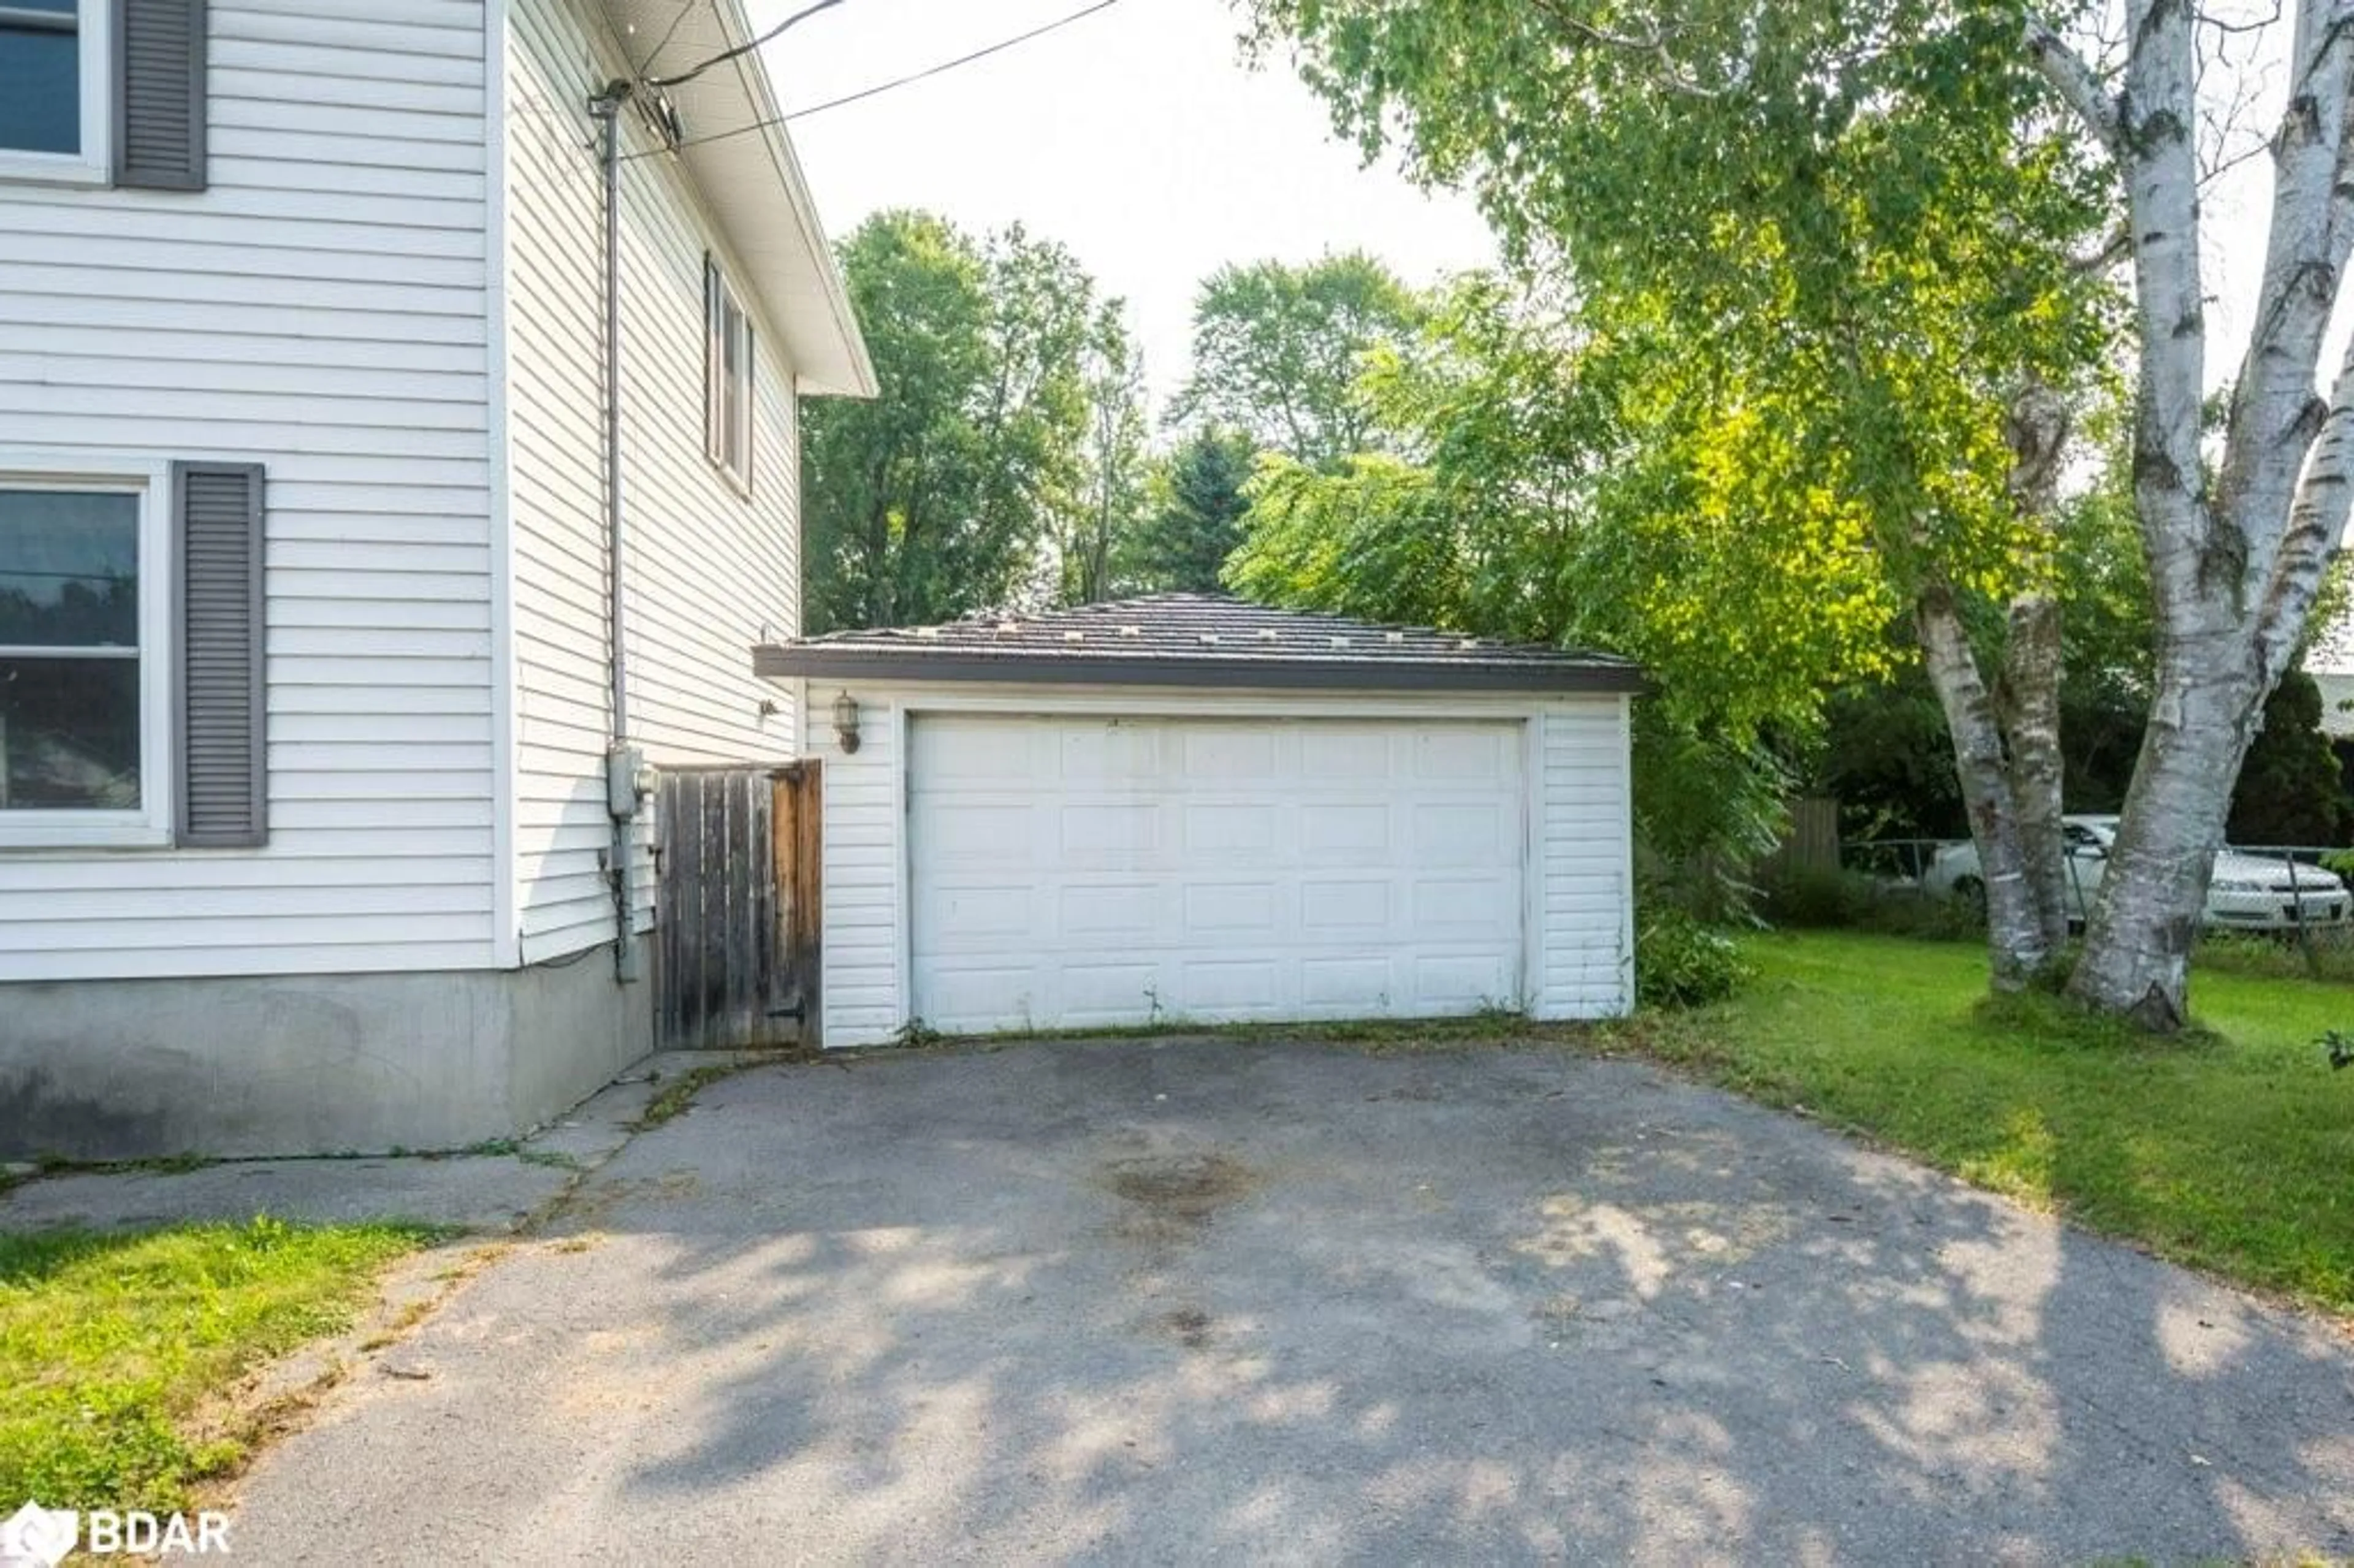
{"left": 653, "top": 763, "right": 817, "bottom": 1049}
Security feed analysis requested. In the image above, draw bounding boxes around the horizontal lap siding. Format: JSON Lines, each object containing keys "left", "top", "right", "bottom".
{"left": 0, "top": 0, "right": 496, "bottom": 981}
{"left": 813, "top": 691, "right": 902, "bottom": 1046}
{"left": 1536, "top": 697, "right": 1636, "bottom": 1018}
{"left": 506, "top": 0, "right": 802, "bottom": 965}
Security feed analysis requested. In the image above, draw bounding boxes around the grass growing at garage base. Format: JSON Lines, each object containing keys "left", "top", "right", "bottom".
{"left": 0, "top": 1216, "right": 432, "bottom": 1512}
{"left": 1616, "top": 931, "right": 2354, "bottom": 1314}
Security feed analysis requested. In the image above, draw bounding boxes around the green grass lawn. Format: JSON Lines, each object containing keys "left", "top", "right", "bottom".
{"left": 0, "top": 1217, "right": 433, "bottom": 1512}
{"left": 1620, "top": 931, "right": 2354, "bottom": 1314}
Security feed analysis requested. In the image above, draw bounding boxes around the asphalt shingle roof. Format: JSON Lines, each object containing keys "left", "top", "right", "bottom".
{"left": 753, "top": 593, "right": 1646, "bottom": 695}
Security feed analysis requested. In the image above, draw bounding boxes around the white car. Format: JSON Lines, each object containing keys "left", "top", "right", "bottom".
{"left": 1921, "top": 813, "right": 2350, "bottom": 931}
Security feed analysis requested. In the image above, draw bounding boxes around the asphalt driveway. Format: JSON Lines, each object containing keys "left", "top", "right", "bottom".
{"left": 231, "top": 1037, "right": 2354, "bottom": 1564}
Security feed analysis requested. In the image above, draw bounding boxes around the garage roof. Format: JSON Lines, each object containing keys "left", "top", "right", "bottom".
{"left": 755, "top": 594, "right": 1648, "bottom": 694}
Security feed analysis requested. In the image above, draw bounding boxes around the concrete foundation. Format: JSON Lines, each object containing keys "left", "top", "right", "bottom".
{"left": 0, "top": 948, "right": 655, "bottom": 1160}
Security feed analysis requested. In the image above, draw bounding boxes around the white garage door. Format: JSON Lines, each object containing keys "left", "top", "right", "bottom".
{"left": 908, "top": 714, "right": 1526, "bottom": 1033}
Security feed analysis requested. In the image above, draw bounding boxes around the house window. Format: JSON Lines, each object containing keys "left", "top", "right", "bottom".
{"left": 706, "top": 258, "right": 754, "bottom": 490}
{"left": 0, "top": 0, "right": 109, "bottom": 178}
{"left": 0, "top": 466, "right": 172, "bottom": 845}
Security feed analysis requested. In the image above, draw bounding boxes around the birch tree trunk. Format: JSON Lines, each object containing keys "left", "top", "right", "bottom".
{"left": 1916, "top": 584, "right": 2055, "bottom": 988}
{"left": 2028, "top": 0, "right": 2354, "bottom": 1027}
{"left": 1910, "top": 383, "right": 2075, "bottom": 986}
{"left": 1996, "top": 383, "right": 2073, "bottom": 961}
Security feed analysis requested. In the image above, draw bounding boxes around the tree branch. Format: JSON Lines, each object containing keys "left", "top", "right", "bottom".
{"left": 1530, "top": 0, "right": 1721, "bottom": 97}
{"left": 2215, "top": 0, "right": 2354, "bottom": 604}
{"left": 2069, "top": 223, "right": 2133, "bottom": 272}
{"left": 2120, "top": 0, "right": 2212, "bottom": 615}
{"left": 2025, "top": 16, "right": 2122, "bottom": 154}
{"left": 2259, "top": 327, "right": 2354, "bottom": 678}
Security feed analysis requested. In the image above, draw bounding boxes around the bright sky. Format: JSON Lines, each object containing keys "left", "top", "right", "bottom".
{"left": 752, "top": 0, "right": 1499, "bottom": 413}
{"left": 748, "top": 0, "right": 2354, "bottom": 659}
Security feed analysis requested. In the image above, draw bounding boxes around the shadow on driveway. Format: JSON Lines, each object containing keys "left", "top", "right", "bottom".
{"left": 230, "top": 1038, "right": 2354, "bottom": 1565}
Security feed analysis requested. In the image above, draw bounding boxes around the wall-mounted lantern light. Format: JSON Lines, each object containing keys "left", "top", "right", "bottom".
{"left": 831, "top": 690, "right": 861, "bottom": 754}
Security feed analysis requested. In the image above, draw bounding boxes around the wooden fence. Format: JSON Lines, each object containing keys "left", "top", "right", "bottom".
{"left": 653, "top": 763, "right": 820, "bottom": 1050}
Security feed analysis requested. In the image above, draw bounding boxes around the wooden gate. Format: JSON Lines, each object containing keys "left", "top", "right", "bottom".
{"left": 653, "top": 763, "right": 821, "bottom": 1049}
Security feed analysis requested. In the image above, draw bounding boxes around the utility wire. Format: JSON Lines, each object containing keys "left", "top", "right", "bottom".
{"left": 627, "top": 0, "right": 1127, "bottom": 158}
{"left": 645, "top": 0, "right": 850, "bottom": 89}
{"left": 639, "top": 0, "right": 709, "bottom": 79}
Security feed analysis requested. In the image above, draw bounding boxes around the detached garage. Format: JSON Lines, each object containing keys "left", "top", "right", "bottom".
{"left": 753, "top": 595, "right": 1645, "bottom": 1048}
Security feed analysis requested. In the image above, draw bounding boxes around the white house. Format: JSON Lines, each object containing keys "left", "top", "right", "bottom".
{"left": 756, "top": 595, "right": 1645, "bottom": 1048}
{"left": 0, "top": 0, "right": 874, "bottom": 1157}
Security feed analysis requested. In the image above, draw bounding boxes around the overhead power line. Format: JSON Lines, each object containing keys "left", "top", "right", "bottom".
{"left": 627, "top": 0, "right": 1127, "bottom": 159}
{"left": 645, "top": 0, "right": 851, "bottom": 89}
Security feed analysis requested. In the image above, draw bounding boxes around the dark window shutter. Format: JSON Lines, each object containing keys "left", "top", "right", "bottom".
{"left": 175, "top": 461, "right": 264, "bottom": 847}
{"left": 742, "top": 318, "right": 755, "bottom": 492}
{"left": 704, "top": 254, "right": 721, "bottom": 465}
{"left": 116, "top": 0, "right": 207, "bottom": 191}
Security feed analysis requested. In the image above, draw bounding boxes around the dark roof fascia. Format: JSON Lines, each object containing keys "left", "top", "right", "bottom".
{"left": 753, "top": 645, "right": 1650, "bottom": 695}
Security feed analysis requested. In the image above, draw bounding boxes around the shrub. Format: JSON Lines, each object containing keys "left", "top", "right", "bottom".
{"left": 1756, "top": 865, "right": 1984, "bottom": 941}
{"left": 1757, "top": 865, "right": 1866, "bottom": 928}
{"left": 2195, "top": 927, "right": 2354, "bottom": 985}
{"left": 1636, "top": 907, "right": 1754, "bottom": 1008}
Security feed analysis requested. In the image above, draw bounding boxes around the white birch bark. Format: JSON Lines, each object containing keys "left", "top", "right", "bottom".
{"left": 1997, "top": 383, "right": 2073, "bottom": 960}
{"left": 1916, "top": 583, "right": 2055, "bottom": 988}
{"left": 2026, "top": 0, "right": 2354, "bottom": 1025}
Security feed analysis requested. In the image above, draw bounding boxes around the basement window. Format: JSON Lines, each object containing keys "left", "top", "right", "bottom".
{"left": 704, "top": 256, "right": 754, "bottom": 493}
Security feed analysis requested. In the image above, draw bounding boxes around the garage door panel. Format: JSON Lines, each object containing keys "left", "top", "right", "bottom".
{"left": 920, "top": 801, "right": 1032, "bottom": 861}
{"left": 1413, "top": 801, "right": 1515, "bottom": 864}
{"left": 923, "top": 883, "right": 1034, "bottom": 945}
{"left": 1059, "top": 881, "right": 1160, "bottom": 937}
{"left": 1416, "top": 726, "right": 1514, "bottom": 780}
{"left": 1299, "top": 954, "right": 1398, "bottom": 1011}
{"left": 1302, "top": 801, "right": 1393, "bottom": 855}
{"left": 1057, "top": 722, "right": 1165, "bottom": 779}
{"left": 1414, "top": 951, "right": 1517, "bottom": 1007}
{"left": 913, "top": 717, "right": 1040, "bottom": 780}
{"left": 1300, "top": 726, "right": 1394, "bottom": 780}
{"left": 922, "top": 962, "right": 1047, "bottom": 1032}
{"left": 1183, "top": 802, "right": 1281, "bottom": 856}
{"left": 910, "top": 715, "right": 1525, "bottom": 1032}
{"left": 1061, "top": 960, "right": 1165, "bottom": 1020}
{"left": 1178, "top": 956, "right": 1282, "bottom": 1012}
{"left": 1412, "top": 875, "right": 1521, "bottom": 935}
{"left": 1181, "top": 725, "right": 1281, "bottom": 780}
{"left": 1301, "top": 878, "right": 1393, "bottom": 932}
{"left": 1061, "top": 801, "right": 1161, "bottom": 857}
{"left": 1183, "top": 881, "right": 1280, "bottom": 935}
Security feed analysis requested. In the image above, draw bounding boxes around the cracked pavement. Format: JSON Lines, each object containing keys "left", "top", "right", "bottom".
{"left": 227, "top": 1037, "right": 2354, "bottom": 1564}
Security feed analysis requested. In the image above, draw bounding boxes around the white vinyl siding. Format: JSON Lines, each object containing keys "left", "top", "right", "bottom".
{"left": 503, "top": 0, "right": 804, "bottom": 965}
{"left": 0, "top": 0, "right": 495, "bottom": 981}
{"left": 806, "top": 685, "right": 1636, "bottom": 1049}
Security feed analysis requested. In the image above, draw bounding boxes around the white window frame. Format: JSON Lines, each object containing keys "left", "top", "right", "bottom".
{"left": 0, "top": 1, "right": 113, "bottom": 186}
{"left": 706, "top": 262, "right": 755, "bottom": 495}
{"left": 0, "top": 455, "right": 175, "bottom": 849}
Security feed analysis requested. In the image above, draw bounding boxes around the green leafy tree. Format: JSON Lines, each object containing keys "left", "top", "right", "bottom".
{"left": 1057, "top": 301, "right": 1151, "bottom": 605}
{"left": 802, "top": 210, "right": 991, "bottom": 632}
{"left": 1245, "top": 0, "right": 2120, "bottom": 992}
{"left": 2228, "top": 672, "right": 2347, "bottom": 848}
{"left": 1128, "top": 427, "right": 1258, "bottom": 593}
{"left": 801, "top": 212, "right": 1101, "bottom": 631}
{"left": 1226, "top": 276, "right": 1890, "bottom": 914}
{"left": 1171, "top": 253, "right": 1425, "bottom": 468}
